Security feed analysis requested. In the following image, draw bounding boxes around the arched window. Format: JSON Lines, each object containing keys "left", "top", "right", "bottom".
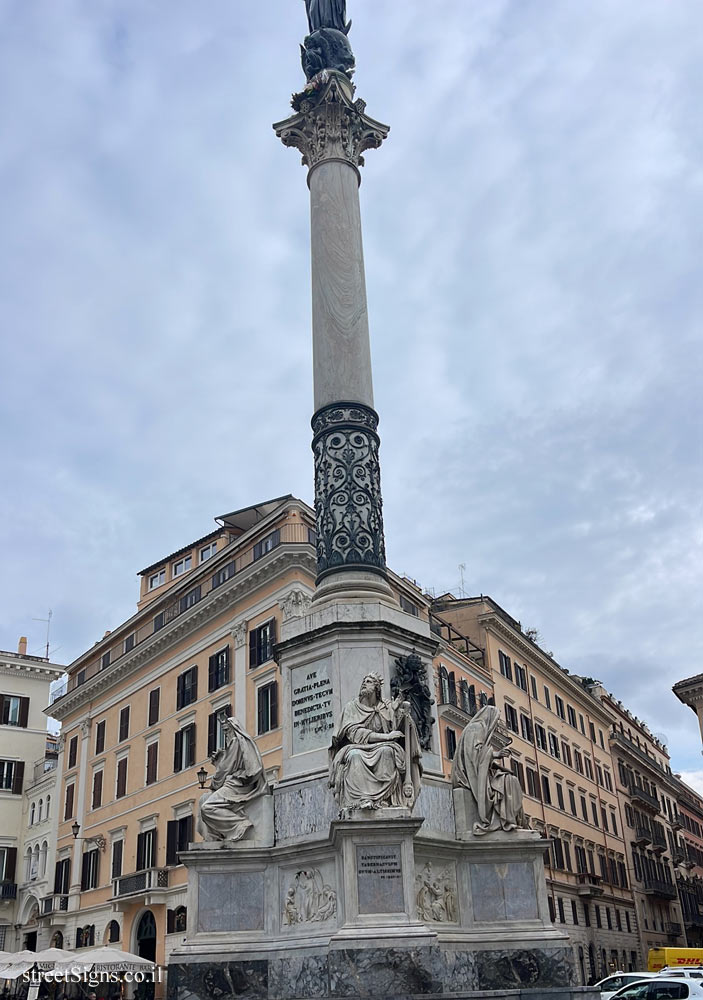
{"left": 25, "top": 847, "right": 32, "bottom": 881}
{"left": 30, "top": 803, "right": 35, "bottom": 825}
{"left": 107, "top": 920, "right": 120, "bottom": 943}
{"left": 46, "top": 795, "right": 51, "bottom": 817}
{"left": 31, "top": 844, "right": 40, "bottom": 880}
{"left": 439, "top": 667, "right": 450, "bottom": 705}
{"left": 40, "top": 841, "right": 48, "bottom": 876}
{"left": 38, "top": 799, "right": 43, "bottom": 822}
{"left": 174, "top": 906, "right": 187, "bottom": 932}
{"left": 51, "top": 931, "right": 63, "bottom": 949}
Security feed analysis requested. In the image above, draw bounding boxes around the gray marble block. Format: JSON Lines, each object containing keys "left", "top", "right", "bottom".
{"left": 470, "top": 861, "right": 539, "bottom": 922}
{"left": 197, "top": 871, "right": 264, "bottom": 933}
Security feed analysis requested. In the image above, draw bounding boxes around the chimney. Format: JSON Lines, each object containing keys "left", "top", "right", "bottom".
{"left": 18, "top": 636, "right": 27, "bottom": 655}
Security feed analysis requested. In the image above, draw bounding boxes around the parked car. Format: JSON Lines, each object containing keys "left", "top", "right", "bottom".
{"left": 659, "top": 970, "right": 703, "bottom": 980}
{"left": 597, "top": 972, "right": 659, "bottom": 999}
{"left": 611, "top": 977, "right": 703, "bottom": 999}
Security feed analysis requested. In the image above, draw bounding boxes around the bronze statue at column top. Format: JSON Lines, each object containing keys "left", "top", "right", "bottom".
{"left": 301, "top": 0, "right": 355, "bottom": 81}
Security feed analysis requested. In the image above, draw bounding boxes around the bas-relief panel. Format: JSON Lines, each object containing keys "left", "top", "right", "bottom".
{"left": 281, "top": 866, "right": 337, "bottom": 929}
{"left": 197, "top": 871, "right": 264, "bottom": 933}
{"left": 469, "top": 861, "right": 538, "bottom": 923}
{"left": 274, "top": 778, "right": 338, "bottom": 843}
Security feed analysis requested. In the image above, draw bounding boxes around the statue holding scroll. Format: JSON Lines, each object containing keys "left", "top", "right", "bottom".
{"left": 451, "top": 705, "right": 529, "bottom": 835}
{"left": 329, "top": 673, "right": 422, "bottom": 811}
{"left": 198, "top": 716, "right": 269, "bottom": 842}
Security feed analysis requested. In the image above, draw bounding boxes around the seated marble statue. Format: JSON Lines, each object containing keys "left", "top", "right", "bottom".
{"left": 451, "top": 705, "right": 529, "bottom": 835}
{"left": 329, "top": 672, "right": 422, "bottom": 811}
{"left": 198, "top": 716, "right": 268, "bottom": 842}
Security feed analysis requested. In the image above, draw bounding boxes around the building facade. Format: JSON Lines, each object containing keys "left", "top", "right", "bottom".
{"left": 0, "top": 640, "right": 64, "bottom": 950}
{"left": 433, "top": 595, "right": 642, "bottom": 983}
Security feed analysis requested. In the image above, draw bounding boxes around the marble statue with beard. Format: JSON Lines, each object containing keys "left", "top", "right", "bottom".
{"left": 329, "top": 673, "right": 422, "bottom": 812}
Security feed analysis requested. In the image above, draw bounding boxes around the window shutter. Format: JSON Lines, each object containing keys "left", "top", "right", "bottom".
{"left": 81, "top": 853, "right": 89, "bottom": 891}
{"left": 116, "top": 759, "right": 127, "bottom": 798}
{"left": 167, "top": 909, "right": 175, "bottom": 934}
{"left": 5, "top": 847, "right": 16, "bottom": 883}
{"left": 269, "top": 619, "right": 277, "bottom": 656}
{"left": 95, "top": 721, "right": 105, "bottom": 754}
{"left": 184, "top": 814, "right": 194, "bottom": 848}
{"left": 148, "top": 689, "right": 160, "bottom": 726}
{"left": 186, "top": 725, "right": 196, "bottom": 767}
{"left": 92, "top": 851, "right": 100, "bottom": 888}
{"left": 12, "top": 761, "right": 24, "bottom": 795}
{"left": 112, "top": 841, "right": 123, "bottom": 880}
{"left": 208, "top": 654, "right": 216, "bottom": 692}
{"left": 0, "top": 695, "right": 4, "bottom": 722}
{"left": 166, "top": 821, "right": 178, "bottom": 865}
{"left": 249, "top": 629, "right": 258, "bottom": 669}
{"left": 270, "top": 682, "right": 278, "bottom": 730}
{"left": 18, "top": 697, "right": 29, "bottom": 728}
{"left": 257, "top": 687, "right": 264, "bottom": 734}
{"left": 146, "top": 743, "right": 158, "bottom": 785}
{"left": 223, "top": 646, "right": 230, "bottom": 684}
{"left": 176, "top": 675, "right": 184, "bottom": 710}
{"left": 173, "top": 730, "right": 183, "bottom": 772}
{"left": 136, "top": 832, "right": 146, "bottom": 872}
{"left": 191, "top": 665, "right": 198, "bottom": 702}
{"left": 92, "top": 770, "right": 103, "bottom": 809}
{"left": 54, "top": 861, "right": 62, "bottom": 894}
{"left": 253, "top": 540, "right": 262, "bottom": 561}
{"left": 207, "top": 713, "right": 217, "bottom": 756}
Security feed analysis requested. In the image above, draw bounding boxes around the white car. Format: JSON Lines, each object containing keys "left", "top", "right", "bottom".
{"left": 597, "top": 972, "right": 659, "bottom": 999}
{"left": 659, "top": 970, "right": 703, "bottom": 981}
{"left": 611, "top": 977, "right": 703, "bottom": 999}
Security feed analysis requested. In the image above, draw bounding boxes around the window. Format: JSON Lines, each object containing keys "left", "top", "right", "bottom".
{"left": 64, "top": 782, "right": 75, "bottom": 820}
{"left": 211, "top": 561, "right": 235, "bottom": 589}
{"left": 561, "top": 742, "right": 572, "bottom": 767}
{"left": 498, "top": 651, "right": 513, "bottom": 682}
{"left": 172, "top": 555, "right": 192, "bottom": 578}
{"left": 548, "top": 896, "right": 555, "bottom": 922}
{"left": 596, "top": 763, "right": 603, "bottom": 786}
{"left": 108, "top": 920, "right": 120, "bottom": 943}
{"left": 146, "top": 742, "right": 158, "bottom": 785}
{"left": 504, "top": 704, "right": 518, "bottom": 733}
{"left": 208, "top": 647, "right": 230, "bottom": 692}
{"left": 574, "top": 749, "right": 583, "bottom": 774}
{"left": 526, "top": 767, "right": 540, "bottom": 799}
{"left": 579, "top": 713, "right": 585, "bottom": 735}
{"left": 543, "top": 686, "right": 551, "bottom": 709}
{"left": 54, "top": 858, "right": 70, "bottom": 895}
{"left": 253, "top": 530, "right": 280, "bottom": 561}
{"left": 514, "top": 664, "right": 527, "bottom": 691}
{"left": 556, "top": 783, "right": 565, "bottom": 810}
{"left": 177, "top": 666, "right": 198, "bottom": 709}
{"left": 575, "top": 845, "right": 587, "bottom": 873}
{"left": 567, "top": 705, "right": 577, "bottom": 728}
{"left": 30, "top": 802, "right": 36, "bottom": 825}
{"left": 179, "top": 586, "right": 201, "bottom": 613}
{"left": 591, "top": 801, "right": 599, "bottom": 826}
{"left": 111, "top": 840, "right": 123, "bottom": 880}
{"left": 148, "top": 689, "right": 160, "bottom": 726}
{"left": 569, "top": 789, "right": 577, "bottom": 816}
{"left": 535, "top": 724, "right": 548, "bottom": 751}
{"left": 439, "top": 667, "right": 450, "bottom": 705}
{"left": 511, "top": 758, "right": 525, "bottom": 792}
{"left": 606, "top": 907, "right": 612, "bottom": 930}
{"left": 1, "top": 695, "right": 28, "bottom": 727}
{"left": 584, "top": 756, "right": 594, "bottom": 781}
{"left": 148, "top": 569, "right": 166, "bottom": 591}
{"left": 589, "top": 721, "right": 596, "bottom": 742}
{"left": 166, "top": 815, "right": 194, "bottom": 865}
{"left": 530, "top": 675, "right": 538, "bottom": 699}
{"left": 136, "top": 829, "right": 157, "bottom": 871}
{"left": 554, "top": 695, "right": 565, "bottom": 720}
{"left": 583, "top": 902, "right": 591, "bottom": 926}
{"left": 541, "top": 774, "right": 552, "bottom": 804}
{"left": 81, "top": 849, "right": 100, "bottom": 891}
{"left": 200, "top": 541, "right": 217, "bottom": 563}
{"left": 208, "top": 706, "right": 232, "bottom": 756}
{"left": 571, "top": 900, "right": 579, "bottom": 925}
{"left": 91, "top": 770, "right": 103, "bottom": 809}
{"left": 0, "top": 759, "right": 22, "bottom": 793}
{"left": 101, "top": 650, "right": 111, "bottom": 670}
{"left": 124, "top": 633, "right": 135, "bottom": 654}
{"left": 249, "top": 620, "right": 276, "bottom": 668}
{"left": 616, "top": 908, "right": 622, "bottom": 931}
{"left": 445, "top": 728, "right": 457, "bottom": 760}
{"left": 520, "top": 714, "right": 533, "bottom": 742}
{"left": 599, "top": 729, "right": 605, "bottom": 749}
{"left": 257, "top": 681, "right": 279, "bottom": 734}
{"left": 594, "top": 905, "right": 602, "bottom": 928}
{"left": 68, "top": 735, "right": 78, "bottom": 769}
{"left": 548, "top": 733, "right": 560, "bottom": 759}
{"left": 118, "top": 706, "right": 130, "bottom": 742}
{"left": 95, "top": 720, "right": 105, "bottom": 755}
{"left": 626, "top": 912, "right": 631, "bottom": 933}
{"left": 400, "top": 596, "right": 419, "bottom": 616}
{"left": 116, "top": 757, "right": 128, "bottom": 798}
{"left": 603, "top": 769, "right": 613, "bottom": 792}
{"left": 173, "top": 724, "right": 196, "bottom": 773}
{"left": 580, "top": 795, "right": 588, "bottom": 821}
{"left": 557, "top": 897, "right": 565, "bottom": 922}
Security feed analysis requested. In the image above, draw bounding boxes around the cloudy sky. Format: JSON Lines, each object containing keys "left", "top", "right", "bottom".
{"left": 1, "top": 2, "right": 701, "bottom": 777}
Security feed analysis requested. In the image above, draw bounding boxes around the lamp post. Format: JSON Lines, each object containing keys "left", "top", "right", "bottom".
{"left": 71, "top": 821, "right": 106, "bottom": 852}
{"left": 197, "top": 766, "right": 208, "bottom": 790}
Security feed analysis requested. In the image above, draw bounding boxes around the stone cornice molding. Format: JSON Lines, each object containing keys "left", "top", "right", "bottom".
{"left": 479, "top": 614, "right": 614, "bottom": 727}
{"left": 0, "top": 662, "right": 65, "bottom": 681}
{"left": 437, "top": 703, "right": 471, "bottom": 729}
{"left": 274, "top": 71, "right": 389, "bottom": 178}
{"left": 51, "top": 545, "right": 316, "bottom": 720}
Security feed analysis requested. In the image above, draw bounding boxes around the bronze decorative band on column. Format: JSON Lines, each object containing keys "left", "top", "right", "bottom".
{"left": 311, "top": 401, "right": 387, "bottom": 583}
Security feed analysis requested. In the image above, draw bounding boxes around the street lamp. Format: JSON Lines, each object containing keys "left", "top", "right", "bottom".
{"left": 197, "top": 766, "right": 208, "bottom": 789}
{"left": 71, "top": 822, "right": 106, "bottom": 852}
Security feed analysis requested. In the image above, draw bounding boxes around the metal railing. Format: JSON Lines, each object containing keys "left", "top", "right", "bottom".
{"left": 429, "top": 613, "right": 484, "bottom": 665}
{"left": 41, "top": 894, "right": 68, "bottom": 915}
{"left": 630, "top": 782, "right": 660, "bottom": 812}
{"left": 635, "top": 824, "right": 652, "bottom": 844}
{"left": 665, "top": 921, "right": 683, "bottom": 936}
{"left": 0, "top": 882, "right": 17, "bottom": 900}
{"left": 643, "top": 878, "right": 677, "bottom": 900}
{"left": 113, "top": 868, "right": 169, "bottom": 899}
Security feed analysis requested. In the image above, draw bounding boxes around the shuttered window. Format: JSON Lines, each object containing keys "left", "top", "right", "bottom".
{"left": 249, "top": 620, "right": 276, "bottom": 669}
{"left": 116, "top": 758, "right": 127, "bottom": 798}
{"left": 118, "top": 706, "right": 130, "bottom": 742}
{"left": 148, "top": 689, "right": 160, "bottom": 726}
{"left": 208, "top": 647, "right": 230, "bottom": 692}
{"left": 176, "top": 667, "right": 198, "bottom": 710}
{"left": 64, "top": 782, "right": 75, "bottom": 820}
{"left": 257, "top": 682, "right": 278, "bottom": 735}
{"left": 146, "top": 742, "right": 158, "bottom": 785}
{"left": 91, "top": 770, "right": 103, "bottom": 809}
{"left": 173, "top": 724, "right": 196, "bottom": 772}
{"left": 95, "top": 720, "right": 106, "bottom": 755}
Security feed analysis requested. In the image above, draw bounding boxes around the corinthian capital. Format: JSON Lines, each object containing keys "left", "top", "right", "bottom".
{"left": 274, "top": 71, "right": 389, "bottom": 174}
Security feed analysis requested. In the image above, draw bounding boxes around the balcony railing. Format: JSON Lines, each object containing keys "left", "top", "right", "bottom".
{"left": 429, "top": 613, "right": 484, "bottom": 665}
{"left": 631, "top": 783, "right": 660, "bottom": 813}
{"left": 665, "top": 921, "right": 683, "bottom": 937}
{"left": 643, "top": 878, "right": 677, "bottom": 900}
{"left": 0, "top": 882, "right": 17, "bottom": 900}
{"left": 41, "top": 894, "right": 68, "bottom": 915}
{"left": 652, "top": 827, "right": 668, "bottom": 854}
{"left": 113, "top": 868, "right": 168, "bottom": 899}
{"left": 54, "top": 523, "right": 316, "bottom": 702}
{"left": 635, "top": 824, "right": 653, "bottom": 846}
{"left": 577, "top": 872, "right": 604, "bottom": 897}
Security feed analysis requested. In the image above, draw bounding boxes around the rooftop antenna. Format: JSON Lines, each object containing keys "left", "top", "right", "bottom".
{"left": 458, "top": 564, "right": 466, "bottom": 598}
{"left": 32, "top": 609, "right": 52, "bottom": 659}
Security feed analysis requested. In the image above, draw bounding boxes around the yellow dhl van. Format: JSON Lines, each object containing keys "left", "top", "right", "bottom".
{"left": 649, "top": 948, "right": 703, "bottom": 971}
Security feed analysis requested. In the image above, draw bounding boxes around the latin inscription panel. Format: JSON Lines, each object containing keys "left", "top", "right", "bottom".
{"left": 357, "top": 844, "right": 404, "bottom": 914}
{"left": 291, "top": 659, "right": 334, "bottom": 754}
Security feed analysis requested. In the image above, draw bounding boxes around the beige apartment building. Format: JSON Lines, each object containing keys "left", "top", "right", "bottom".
{"left": 0, "top": 640, "right": 64, "bottom": 950}
{"left": 47, "top": 496, "right": 490, "bottom": 993}
{"left": 670, "top": 777, "right": 703, "bottom": 947}
{"left": 433, "top": 595, "right": 641, "bottom": 984}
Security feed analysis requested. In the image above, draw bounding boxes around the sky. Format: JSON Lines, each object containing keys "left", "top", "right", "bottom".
{"left": 1, "top": 2, "right": 701, "bottom": 779}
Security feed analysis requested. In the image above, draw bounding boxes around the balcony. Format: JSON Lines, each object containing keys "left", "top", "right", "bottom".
{"left": 41, "top": 894, "right": 68, "bottom": 915}
{"left": 685, "top": 912, "right": 703, "bottom": 928}
{"left": 0, "top": 882, "right": 17, "bottom": 900}
{"left": 672, "top": 816, "right": 683, "bottom": 832}
{"left": 652, "top": 828, "right": 668, "bottom": 855}
{"left": 577, "top": 872, "right": 604, "bottom": 897}
{"left": 634, "top": 824, "right": 653, "bottom": 846}
{"left": 643, "top": 878, "right": 677, "bottom": 900}
{"left": 631, "top": 783, "right": 660, "bottom": 814}
{"left": 665, "top": 921, "right": 683, "bottom": 937}
{"left": 113, "top": 868, "right": 168, "bottom": 909}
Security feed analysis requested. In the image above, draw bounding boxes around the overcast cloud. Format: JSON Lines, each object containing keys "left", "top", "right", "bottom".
{"left": 1, "top": 1, "right": 701, "bottom": 776}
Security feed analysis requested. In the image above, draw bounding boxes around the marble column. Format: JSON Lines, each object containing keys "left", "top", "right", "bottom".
{"left": 275, "top": 72, "right": 393, "bottom": 602}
